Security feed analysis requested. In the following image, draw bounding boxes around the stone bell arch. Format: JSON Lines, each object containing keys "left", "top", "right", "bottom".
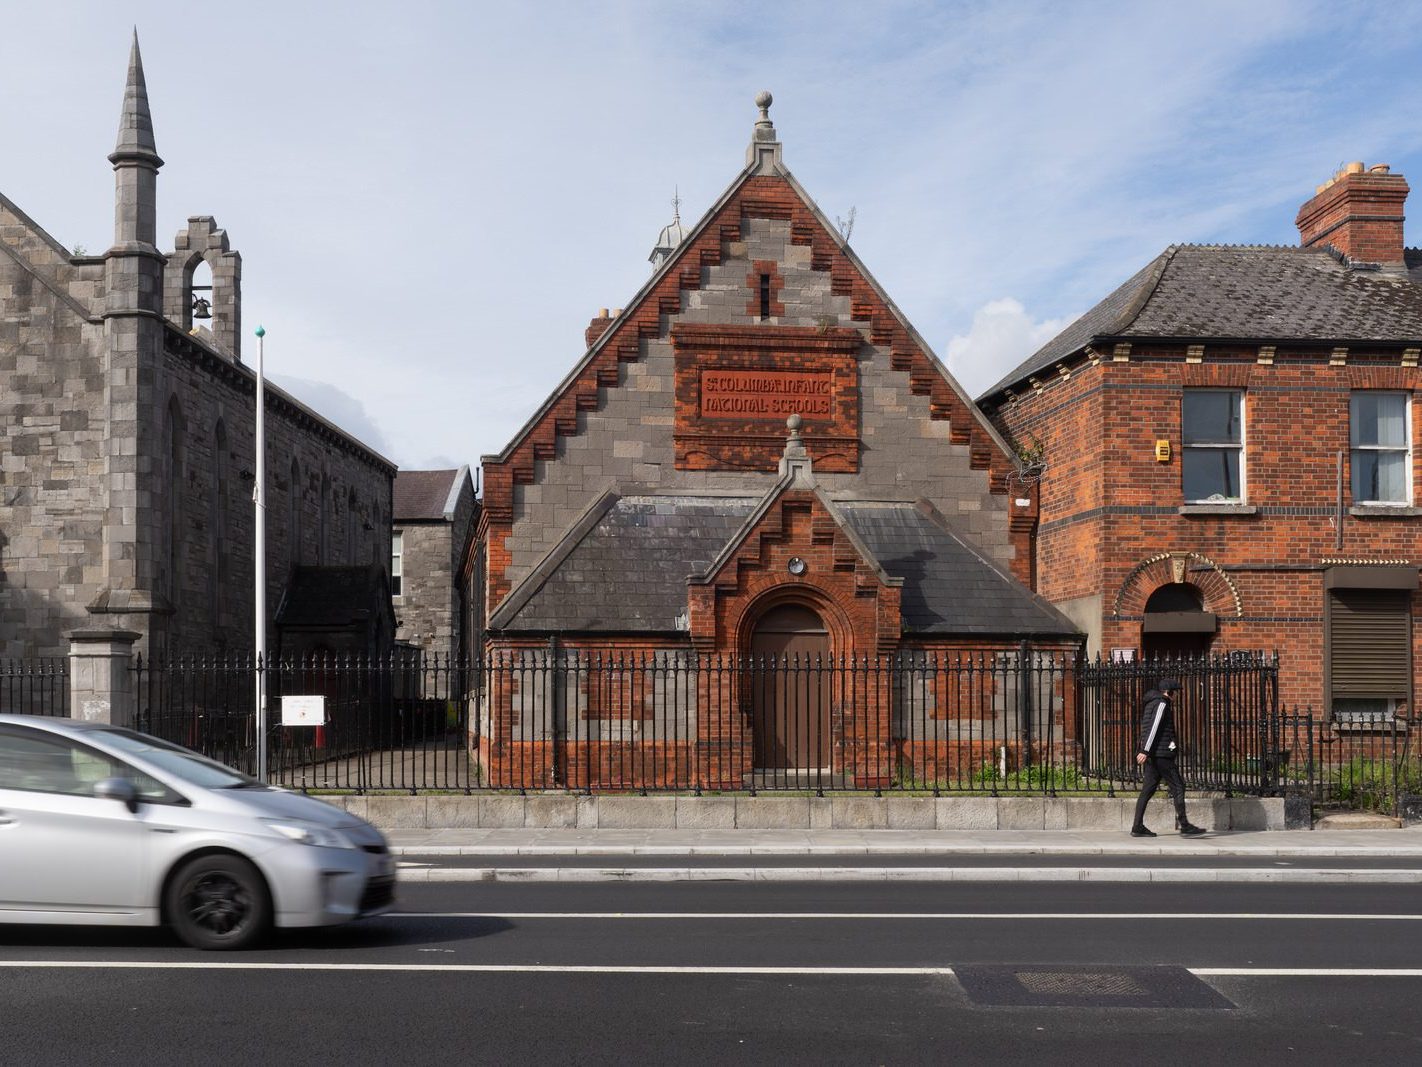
{"left": 165, "top": 215, "right": 242, "bottom": 358}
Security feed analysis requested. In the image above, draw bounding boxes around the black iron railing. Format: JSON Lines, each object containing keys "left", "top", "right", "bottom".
{"left": 1273, "top": 711, "right": 1417, "bottom": 817}
{"left": 0, "top": 657, "right": 70, "bottom": 717}
{"left": 121, "top": 648, "right": 1323, "bottom": 798}
{"left": 134, "top": 651, "right": 471, "bottom": 793}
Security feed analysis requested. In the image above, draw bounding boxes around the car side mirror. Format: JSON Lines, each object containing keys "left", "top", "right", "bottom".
{"left": 94, "top": 777, "right": 139, "bottom": 814}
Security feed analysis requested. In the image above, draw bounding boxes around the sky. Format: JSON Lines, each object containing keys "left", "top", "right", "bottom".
{"left": 5, "top": 1, "right": 1422, "bottom": 472}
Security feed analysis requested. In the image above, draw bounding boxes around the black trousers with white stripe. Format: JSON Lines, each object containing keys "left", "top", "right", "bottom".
{"left": 1133, "top": 756, "right": 1187, "bottom": 828}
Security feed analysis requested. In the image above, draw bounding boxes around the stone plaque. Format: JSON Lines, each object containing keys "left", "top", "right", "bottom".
{"left": 672, "top": 323, "right": 863, "bottom": 473}
{"left": 699, "top": 370, "right": 834, "bottom": 420}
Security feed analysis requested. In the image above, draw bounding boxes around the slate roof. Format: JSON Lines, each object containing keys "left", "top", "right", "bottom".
{"left": 981, "top": 245, "right": 1422, "bottom": 400}
{"left": 494, "top": 494, "right": 1079, "bottom": 638}
{"left": 498, "top": 496, "right": 759, "bottom": 632}
{"left": 275, "top": 565, "right": 392, "bottom": 629}
{"left": 394, "top": 469, "right": 462, "bottom": 522}
{"left": 838, "top": 503, "right": 1079, "bottom": 636}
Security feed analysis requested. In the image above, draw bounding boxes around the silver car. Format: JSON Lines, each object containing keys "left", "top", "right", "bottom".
{"left": 0, "top": 714, "right": 395, "bottom": 950}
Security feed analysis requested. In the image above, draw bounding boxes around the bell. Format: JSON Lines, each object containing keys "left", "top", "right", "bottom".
{"left": 192, "top": 295, "right": 212, "bottom": 320}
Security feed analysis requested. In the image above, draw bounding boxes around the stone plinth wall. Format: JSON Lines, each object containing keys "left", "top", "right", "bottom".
{"left": 322, "top": 793, "right": 1301, "bottom": 831}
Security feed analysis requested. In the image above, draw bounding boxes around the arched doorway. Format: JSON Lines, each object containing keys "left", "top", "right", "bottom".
{"left": 749, "top": 603, "right": 830, "bottom": 771}
{"left": 1141, "top": 582, "right": 1216, "bottom": 660}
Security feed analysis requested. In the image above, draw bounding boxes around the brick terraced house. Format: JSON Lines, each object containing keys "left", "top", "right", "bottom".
{"left": 473, "top": 94, "right": 1081, "bottom": 789}
{"left": 979, "top": 161, "right": 1421, "bottom": 721}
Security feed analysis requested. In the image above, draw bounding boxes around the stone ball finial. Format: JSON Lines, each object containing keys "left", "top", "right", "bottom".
{"left": 756, "top": 90, "right": 773, "bottom": 110}
{"left": 786, "top": 413, "right": 802, "bottom": 433}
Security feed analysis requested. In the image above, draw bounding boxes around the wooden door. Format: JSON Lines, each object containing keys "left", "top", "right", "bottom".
{"left": 750, "top": 604, "right": 830, "bottom": 769}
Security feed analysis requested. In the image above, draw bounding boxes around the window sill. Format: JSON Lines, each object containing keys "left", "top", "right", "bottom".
{"left": 1349, "top": 505, "right": 1422, "bottom": 518}
{"left": 1179, "top": 504, "right": 1257, "bottom": 517}
{"left": 1332, "top": 719, "right": 1409, "bottom": 735}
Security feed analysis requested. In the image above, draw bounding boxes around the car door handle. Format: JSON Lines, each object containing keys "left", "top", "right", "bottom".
{"left": 148, "top": 826, "right": 178, "bottom": 834}
{"left": 0, "top": 810, "right": 16, "bottom": 827}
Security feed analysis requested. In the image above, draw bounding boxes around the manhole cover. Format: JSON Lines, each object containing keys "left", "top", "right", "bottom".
{"left": 953, "top": 965, "right": 1234, "bottom": 1009}
{"left": 1014, "top": 971, "right": 1150, "bottom": 998}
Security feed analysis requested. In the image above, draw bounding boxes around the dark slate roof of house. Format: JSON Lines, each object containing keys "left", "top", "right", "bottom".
{"left": 394, "top": 469, "right": 462, "bottom": 521}
{"left": 499, "top": 496, "right": 759, "bottom": 632}
{"left": 838, "top": 503, "right": 1079, "bottom": 636}
{"left": 981, "top": 245, "right": 1422, "bottom": 400}
{"left": 275, "top": 564, "right": 392, "bottom": 628}
{"left": 495, "top": 494, "right": 1079, "bottom": 638}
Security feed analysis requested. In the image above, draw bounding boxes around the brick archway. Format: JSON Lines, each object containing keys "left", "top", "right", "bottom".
{"left": 1113, "top": 551, "right": 1243, "bottom": 618}
{"left": 730, "top": 578, "right": 860, "bottom": 657}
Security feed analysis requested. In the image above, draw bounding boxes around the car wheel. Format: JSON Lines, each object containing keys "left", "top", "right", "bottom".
{"left": 166, "top": 854, "right": 272, "bottom": 951}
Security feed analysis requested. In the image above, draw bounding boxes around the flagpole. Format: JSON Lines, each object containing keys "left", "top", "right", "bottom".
{"left": 254, "top": 324, "right": 268, "bottom": 782}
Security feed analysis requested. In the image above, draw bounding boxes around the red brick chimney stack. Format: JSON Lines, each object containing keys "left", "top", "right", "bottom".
{"left": 585, "top": 308, "right": 617, "bottom": 349}
{"left": 1296, "top": 161, "right": 1409, "bottom": 265}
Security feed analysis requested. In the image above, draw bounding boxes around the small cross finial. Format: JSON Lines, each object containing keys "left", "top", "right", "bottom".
{"left": 671, "top": 186, "right": 681, "bottom": 221}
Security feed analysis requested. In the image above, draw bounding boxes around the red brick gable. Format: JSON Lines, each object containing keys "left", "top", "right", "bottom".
{"left": 479, "top": 171, "right": 1024, "bottom": 607}
{"left": 686, "top": 487, "right": 902, "bottom": 656}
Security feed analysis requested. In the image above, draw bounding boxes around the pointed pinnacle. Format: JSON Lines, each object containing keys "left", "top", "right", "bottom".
{"left": 110, "top": 30, "right": 162, "bottom": 166}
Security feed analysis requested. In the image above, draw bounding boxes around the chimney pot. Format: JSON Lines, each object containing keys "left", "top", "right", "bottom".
{"left": 1346, "top": 161, "right": 1365, "bottom": 175}
{"left": 1370, "top": 163, "right": 1391, "bottom": 174}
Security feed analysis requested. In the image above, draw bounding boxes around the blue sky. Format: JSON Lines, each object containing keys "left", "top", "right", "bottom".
{"left": 4, "top": 1, "right": 1422, "bottom": 469}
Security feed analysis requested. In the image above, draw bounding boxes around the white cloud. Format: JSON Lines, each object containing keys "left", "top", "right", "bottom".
{"left": 7, "top": 3, "right": 1422, "bottom": 470}
{"left": 945, "top": 299, "right": 1077, "bottom": 398}
{"left": 270, "top": 375, "right": 390, "bottom": 460}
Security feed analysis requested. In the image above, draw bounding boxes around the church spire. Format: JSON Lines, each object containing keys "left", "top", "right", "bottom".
{"left": 107, "top": 30, "right": 162, "bottom": 253}
{"left": 110, "top": 30, "right": 162, "bottom": 167}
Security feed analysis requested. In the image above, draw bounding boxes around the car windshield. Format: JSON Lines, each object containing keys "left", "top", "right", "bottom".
{"left": 96, "top": 728, "right": 261, "bottom": 789}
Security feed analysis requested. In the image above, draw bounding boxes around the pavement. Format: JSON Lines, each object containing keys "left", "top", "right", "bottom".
{"left": 387, "top": 826, "right": 1422, "bottom": 884}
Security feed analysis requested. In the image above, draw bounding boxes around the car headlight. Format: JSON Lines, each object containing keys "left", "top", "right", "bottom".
{"left": 263, "top": 819, "right": 356, "bottom": 849}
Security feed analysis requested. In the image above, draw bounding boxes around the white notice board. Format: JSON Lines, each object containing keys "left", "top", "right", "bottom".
{"left": 281, "top": 695, "right": 327, "bottom": 727}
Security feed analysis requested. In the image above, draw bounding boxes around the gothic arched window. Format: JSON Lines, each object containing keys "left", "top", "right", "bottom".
{"left": 289, "top": 459, "right": 302, "bottom": 566}
{"left": 164, "top": 398, "right": 185, "bottom": 603}
{"left": 211, "top": 419, "right": 228, "bottom": 631}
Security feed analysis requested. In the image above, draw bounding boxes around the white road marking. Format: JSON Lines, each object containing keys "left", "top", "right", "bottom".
{"left": 0, "top": 961, "right": 952, "bottom": 974}
{"left": 1, "top": 961, "right": 1420, "bottom": 978}
{"left": 392, "top": 911, "right": 1422, "bottom": 921}
{"left": 1193, "top": 968, "right": 1422, "bottom": 977}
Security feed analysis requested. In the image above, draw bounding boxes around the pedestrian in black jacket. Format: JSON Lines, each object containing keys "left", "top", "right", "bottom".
{"left": 1131, "top": 678, "right": 1205, "bottom": 837}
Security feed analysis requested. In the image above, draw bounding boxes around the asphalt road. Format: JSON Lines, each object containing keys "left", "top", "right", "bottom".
{"left": 4, "top": 881, "right": 1422, "bottom": 1064}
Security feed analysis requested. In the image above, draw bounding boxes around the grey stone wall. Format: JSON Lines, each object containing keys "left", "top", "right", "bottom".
{"left": 154, "top": 332, "right": 394, "bottom": 654}
{"left": 394, "top": 476, "right": 478, "bottom": 658}
{"left": 0, "top": 196, "right": 393, "bottom": 658}
{"left": 502, "top": 216, "right": 1010, "bottom": 592}
{"left": 0, "top": 196, "right": 111, "bottom": 657}
{"left": 395, "top": 522, "right": 453, "bottom": 651}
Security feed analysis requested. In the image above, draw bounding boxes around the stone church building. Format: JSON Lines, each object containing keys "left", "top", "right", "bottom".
{"left": 0, "top": 37, "right": 395, "bottom": 660}
{"left": 474, "top": 94, "right": 1079, "bottom": 788}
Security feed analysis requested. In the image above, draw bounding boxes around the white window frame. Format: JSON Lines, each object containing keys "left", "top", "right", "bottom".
{"left": 391, "top": 530, "right": 404, "bottom": 598}
{"left": 1181, "top": 388, "right": 1246, "bottom": 503}
{"left": 1350, "top": 391, "right": 1412, "bottom": 506}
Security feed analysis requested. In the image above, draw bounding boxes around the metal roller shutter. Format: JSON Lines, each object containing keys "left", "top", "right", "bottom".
{"left": 1328, "top": 590, "right": 1411, "bottom": 699}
